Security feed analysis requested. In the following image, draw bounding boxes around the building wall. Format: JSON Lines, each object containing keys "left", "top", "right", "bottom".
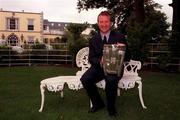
{"left": 0, "top": 10, "right": 91, "bottom": 46}
{"left": 0, "top": 10, "right": 43, "bottom": 46}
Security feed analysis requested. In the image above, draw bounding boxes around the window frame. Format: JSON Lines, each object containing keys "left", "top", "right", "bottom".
{"left": 6, "top": 17, "right": 19, "bottom": 30}
{"left": 27, "top": 19, "right": 34, "bottom": 31}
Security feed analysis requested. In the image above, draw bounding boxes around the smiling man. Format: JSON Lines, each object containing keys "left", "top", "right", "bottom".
{"left": 80, "top": 11, "right": 131, "bottom": 117}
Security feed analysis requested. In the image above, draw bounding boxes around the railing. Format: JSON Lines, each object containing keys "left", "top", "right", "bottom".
{"left": 145, "top": 43, "right": 180, "bottom": 71}
{"left": 0, "top": 43, "right": 179, "bottom": 71}
{"left": 0, "top": 49, "right": 72, "bottom": 66}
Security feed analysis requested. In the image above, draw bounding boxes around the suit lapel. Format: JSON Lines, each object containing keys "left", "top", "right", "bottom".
{"left": 108, "top": 31, "right": 120, "bottom": 44}
{"left": 96, "top": 34, "right": 103, "bottom": 49}
{"left": 108, "top": 31, "right": 114, "bottom": 44}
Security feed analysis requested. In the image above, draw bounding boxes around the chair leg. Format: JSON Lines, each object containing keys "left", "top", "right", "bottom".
{"left": 60, "top": 91, "right": 64, "bottom": 98}
{"left": 136, "top": 80, "right": 147, "bottom": 109}
{"left": 89, "top": 99, "right": 92, "bottom": 108}
{"left": 117, "top": 88, "right": 120, "bottom": 96}
{"left": 39, "top": 84, "right": 46, "bottom": 112}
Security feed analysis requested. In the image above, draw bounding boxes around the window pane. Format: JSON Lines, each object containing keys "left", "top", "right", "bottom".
{"left": 28, "top": 19, "right": 34, "bottom": 25}
{"left": 28, "top": 19, "right": 34, "bottom": 30}
{"left": 43, "top": 25, "right": 47, "bottom": 30}
{"left": 28, "top": 36, "right": 34, "bottom": 44}
{"left": 28, "top": 25, "right": 34, "bottom": 30}
{"left": 10, "top": 19, "right": 15, "bottom": 29}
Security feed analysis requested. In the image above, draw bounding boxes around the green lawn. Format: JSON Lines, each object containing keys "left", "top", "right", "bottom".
{"left": 0, "top": 66, "right": 180, "bottom": 120}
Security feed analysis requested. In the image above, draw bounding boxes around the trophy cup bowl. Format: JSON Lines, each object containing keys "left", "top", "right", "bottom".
{"left": 103, "top": 44, "right": 126, "bottom": 76}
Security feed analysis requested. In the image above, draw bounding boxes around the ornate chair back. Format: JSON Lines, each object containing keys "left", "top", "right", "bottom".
{"left": 76, "top": 47, "right": 91, "bottom": 76}
{"left": 123, "top": 60, "right": 141, "bottom": 76}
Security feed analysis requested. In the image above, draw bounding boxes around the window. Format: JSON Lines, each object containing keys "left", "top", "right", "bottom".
{"left": 28, "top": 19, "right": 34, "bottom": 30}
{"left": 43, "top": 25, "right": 47, "bottom": 30}
{"left": 7, "top": 34, "right": 18, "bottom": 46}
{"left": 28, "top": 36, "right": 34, "bottom": 44}
{"left": 43, "top": 38, "right": 48, "bottom": 43}
{"left": 6, "top": 18, "right": 19, "bottom": 30}
{"left": 50, "top": 38, "right": 54, "bottom": 43}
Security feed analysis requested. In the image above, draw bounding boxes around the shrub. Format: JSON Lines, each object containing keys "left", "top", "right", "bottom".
{"left": 31, "top": 44, "right": 46, "bottom": 49}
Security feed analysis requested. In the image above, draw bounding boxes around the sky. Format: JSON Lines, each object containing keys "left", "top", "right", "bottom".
{"left": 0, "top": 0, "right": 172, "bottom": 24}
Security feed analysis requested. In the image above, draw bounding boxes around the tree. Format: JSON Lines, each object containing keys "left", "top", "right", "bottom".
{"left": 127, "top": 0, "right": 169, "bottom": 62}
{"left": 77, "top": 0, "right": 169, "bottom": 62}
{"left": 65, "top": 23, "right": 88, "bottom": 66}
{"left": 60, "top": 36, "right": 68, "bottom": 43}
{"left": 169, "top": 0, "right": 180, "bottom": 59}
{"left": 77, "top": 0, "right": 145, "bottom": 32}
{"left": 169, "top": 0, "right": 180, "bottom": 31}
{"left": 134, "top": 0, "right": 145, "bottom": 23}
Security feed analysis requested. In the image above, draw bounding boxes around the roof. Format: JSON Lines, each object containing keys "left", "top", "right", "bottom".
{"left": 43, "top": 19, "right": 70, "bottom": 31}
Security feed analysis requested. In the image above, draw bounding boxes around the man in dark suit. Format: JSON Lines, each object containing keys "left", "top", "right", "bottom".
{"left": 80, "top": 11, "right": 130, "bottom": 117}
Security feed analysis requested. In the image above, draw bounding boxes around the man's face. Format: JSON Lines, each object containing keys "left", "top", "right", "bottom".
{"left": 98, "top": 15, "right": 111, "bottom": 34}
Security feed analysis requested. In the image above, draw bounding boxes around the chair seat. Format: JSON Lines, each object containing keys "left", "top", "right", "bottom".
{"left": 121, "top": 75, "right": 141, "bottom": 81}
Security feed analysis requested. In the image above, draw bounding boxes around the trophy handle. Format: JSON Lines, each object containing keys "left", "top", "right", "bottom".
{"left": 117, "top": 52, "right": 125, "bottom": 77}
{"left": 103, "top": 64, "right": 107, "bottom": 76}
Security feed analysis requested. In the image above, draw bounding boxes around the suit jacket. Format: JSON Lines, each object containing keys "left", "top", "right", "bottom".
{"left": 88, "top": 30, "right": 131, "bottom": 67}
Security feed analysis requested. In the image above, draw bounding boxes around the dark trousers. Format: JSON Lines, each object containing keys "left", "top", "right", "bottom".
{"left": 80, "top": 65, "right": 122, "bottom": 112}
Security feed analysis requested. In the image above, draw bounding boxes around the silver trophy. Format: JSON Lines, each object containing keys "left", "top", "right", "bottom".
{"left": 103, "top": 44, "right": 126, "bottom": 76}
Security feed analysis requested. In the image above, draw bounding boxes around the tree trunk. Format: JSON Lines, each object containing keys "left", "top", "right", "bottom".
{"left": 169, "top": 0, "right": 180, "bottom": 31}
{"left": 169, "top": 0, "right": 180, "bottom": 72}
{"left": 134, "top": 0, "right": 145, "bottom": 23}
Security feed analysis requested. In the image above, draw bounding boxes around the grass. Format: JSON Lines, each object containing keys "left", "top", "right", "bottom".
{"left": 0, "top": 66, "right": 180, "bottom": 120}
